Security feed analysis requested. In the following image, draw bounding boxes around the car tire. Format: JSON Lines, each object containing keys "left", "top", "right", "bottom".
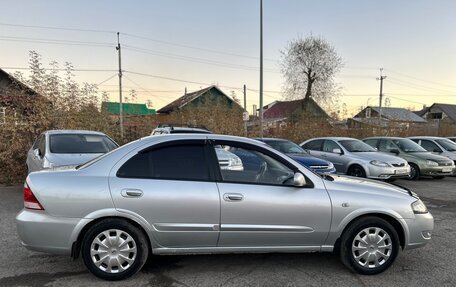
{"left": 340, "top": 216, "right": 400, "bottom": 275}
{"left": 408, "top": 163, "right": 420, "bottom": 180}
{"left": 432, "top": 176, "right": 445, "bottom": 179}
{"left": 347, "top": 165, "right": 366, "bottom": 178}
{"left": 81, "top": 218, "right": 149, "bottom": 281}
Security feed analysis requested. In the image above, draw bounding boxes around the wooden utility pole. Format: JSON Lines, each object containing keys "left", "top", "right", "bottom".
{"left": 377, "top": 68, "right": 387, "bottom": 122}
{"left": 259, "top": 0, "right": 264, "bottom": 137}
{"left": 116, "top": 32, "right": 124, "bottom": 139}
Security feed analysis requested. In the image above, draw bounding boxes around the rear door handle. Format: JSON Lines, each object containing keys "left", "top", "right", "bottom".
{"left": 223, "top": 193, "right": 243, "bottom": 202}
{"left": 121, "top": 189, "right": 143, "bottom": 198}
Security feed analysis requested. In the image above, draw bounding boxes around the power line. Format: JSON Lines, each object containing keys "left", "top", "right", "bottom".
{"left": 123, "top": 75, "right": 169, "bottom": 104}
{"left": 385, "top": 68, "right": 456, "bottom": 89}
{"left": 97, "top": 74, "right": 118, "bottom": 86}
{"left": 0, "top": 22, "right": 115, "bottom": 34}
{"left": 0, "top": 36, "right": 113, "bottom": 47}
{"left": 388, "top": 77, "right": 455, "bottom": 94}
{"left": 1, "top": 67, "right": 117, "bottom": 72}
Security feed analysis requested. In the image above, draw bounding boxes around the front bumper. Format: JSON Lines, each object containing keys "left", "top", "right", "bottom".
{"left": 16, "top": 209, "right": 81, "bottom": 255}
{"left": 420, "top": 165, "right": 455, "bottom": 177}
{"left": 367, "top": 165, "right": 411, "bottom": 180}
{"left": 403, "top": 212, "right": 434, "bottom": 250}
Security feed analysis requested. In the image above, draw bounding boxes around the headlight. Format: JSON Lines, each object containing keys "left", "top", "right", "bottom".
{"left": 327, "top": 162, "right": 334, "bottom": 169}
{"left": 426, "top": 160, "right": 438, "bottom": 166}
{"left": 229, "top": 157, "right": 242, "bottom": 167}
{"left": 411, "top": 199, "right": 428, "bottom": 214}
{"left": 370, "top": 160, "right": 389, "bottom": 167}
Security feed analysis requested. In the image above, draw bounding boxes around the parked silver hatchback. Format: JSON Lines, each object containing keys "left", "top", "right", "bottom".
{"left": 17, "top": 134, "right": 433, "bottom": 280}
{"left": 26, "top": 130, "right": 118, "bottom": 173}
{"left": 301, "top": 137, "right": 410, "bottom": 180}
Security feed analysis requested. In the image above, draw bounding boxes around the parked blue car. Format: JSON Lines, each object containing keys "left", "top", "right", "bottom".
{"left": 255, "top": 138, "right": 336, "bottom": 174}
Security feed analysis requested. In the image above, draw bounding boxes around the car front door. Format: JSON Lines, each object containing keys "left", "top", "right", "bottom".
{"left": 211, "top": 140, "right": 331, "bottom": 248}
{"left": 321, "top": 140, "right": 346, "bottom": 173}
{"left": 109, "top": 140, "right": 220, "bottom": 248}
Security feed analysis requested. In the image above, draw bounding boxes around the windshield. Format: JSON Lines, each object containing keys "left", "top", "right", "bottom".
{"left": 50, "top": 134, "right": 118, "bottom": 154}
{"left": 265, "top": 140, "right": 306, "bottom": 154}
{"left": 338, "top": 139, "right": 376, "bottom": 152}
{"left": 393, "top": 139, "right": 427, "bottom": 152}
{"left": 436, "top": 139, "right": 456, "bottom": 151}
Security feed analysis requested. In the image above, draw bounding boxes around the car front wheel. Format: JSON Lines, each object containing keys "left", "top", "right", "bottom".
{"left": 81, "top": 219, "right": 149, "bottom": 281}
{"left": 340, "top": 216, "right": 400, "bottom": 275}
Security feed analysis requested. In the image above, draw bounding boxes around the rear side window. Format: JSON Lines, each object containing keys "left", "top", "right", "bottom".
{"left": 302, "top": 139, "right": 323, "bottom": 151}
{"left": 117, "top": 144, "right": 210, "bottom": 181}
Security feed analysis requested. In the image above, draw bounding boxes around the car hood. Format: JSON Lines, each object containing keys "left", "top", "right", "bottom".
{"left": 325, "top": 174, "right": 412, "bottom": 198}
{"left": 287, "top": 153, "right": 331, "bottom": 166}
{"left": 46, "top": 153, "right": 104, "bottom": 166}
{"left": 348, "top": 151, "right": 406, "bottom": 163}
{"left": 410, "top": 151, "right": 453, "bottom": 162}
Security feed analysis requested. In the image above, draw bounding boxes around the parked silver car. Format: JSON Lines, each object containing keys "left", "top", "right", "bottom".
{"left": 26, "top": 130, "right": 118, "bottom": 173}
{"left": 301, "top": 137, "right": 410, "bottom": 180}
{"left": 17, "top": 134, "right": 433, "bottom": 280}
{"left": 409, "top": 136, "right": 456, "bottom": 162}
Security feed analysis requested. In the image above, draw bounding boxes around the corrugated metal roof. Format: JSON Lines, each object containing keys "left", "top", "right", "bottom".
{"left": 369, "top": 106, "right": 427, "bottom": 122}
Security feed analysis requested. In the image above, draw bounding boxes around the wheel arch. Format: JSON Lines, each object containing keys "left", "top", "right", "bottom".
{"left": 346, "top": 162, "right": 368, "bottom": 177}
{"left": 333, "top": 213, "right": 407, "bottom": 254}
{"left": 71, "top": 216, "right": 153, "bottom": 259}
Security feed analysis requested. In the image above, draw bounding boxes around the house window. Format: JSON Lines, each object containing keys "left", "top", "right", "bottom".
{"left": 0, "top": 107, "right": 5, "bottom": 124}
{"left": 428, "top": 112, "right": 443, "bottom": 119}
{"left": 14, "top": 110, "right": 26, "bottom": 125}
{"left": 365, "top": 108, "right": 371, "bottom": 118}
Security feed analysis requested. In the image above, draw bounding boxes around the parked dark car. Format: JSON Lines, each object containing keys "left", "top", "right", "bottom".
{"left": 255, "top": 138, "right": 336, "bottom": 174}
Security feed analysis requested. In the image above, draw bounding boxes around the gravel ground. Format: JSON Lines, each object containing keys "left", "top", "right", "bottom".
{"left": 1, "top": 177, "right": 455, "bottom": 287}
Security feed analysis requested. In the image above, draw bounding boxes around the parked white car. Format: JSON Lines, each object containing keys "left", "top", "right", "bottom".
{"left": 26, "top": 130, "right": 118, "bottom": 173}
{"left": 409, "top": 136, "right": 456, "bottom": 161}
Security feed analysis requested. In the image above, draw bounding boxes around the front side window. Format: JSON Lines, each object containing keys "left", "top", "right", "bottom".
{"left": 392, "top": 139, "right": 427, "bottom": 152}
{"left": 214, "top": 144, "right": 295, "bottom": 186}
{"left": 49, "top": 134, "right": 118, "bottom": 154}
{"left": 302, "top": 139, "right": 323, "bottom": 151}
{"left": 322, "top": 140, "right": 341, "bottom": 153}
{"left": 420, "top": 140, "right": 441, "bottom": 152}
{"left": 117, "top": 144, "right": 210, "bottom": 181}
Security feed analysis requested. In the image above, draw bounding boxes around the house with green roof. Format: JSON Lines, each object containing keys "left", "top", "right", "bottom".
{"left": 102, "top": 102, "right": 156, "bottom": 116}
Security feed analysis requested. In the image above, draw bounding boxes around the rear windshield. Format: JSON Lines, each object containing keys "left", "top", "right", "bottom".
{"left": 49, "top": 134, "right": 118, "bottom": 154}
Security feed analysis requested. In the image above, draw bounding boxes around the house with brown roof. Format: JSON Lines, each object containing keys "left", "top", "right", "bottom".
{"left": 0, "top": 68, "right": 43, "bottom": 125}
{"left": 414, "top": 103, "right": 456, "bottom": 123}
{"left": 262, "top": 97, "right": 329, "bottom": 125}
{"left": 157, "top": 85, "right": 242, "bottom": 114}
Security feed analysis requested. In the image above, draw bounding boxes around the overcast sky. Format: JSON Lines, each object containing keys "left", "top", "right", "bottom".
{"left": 1, "top": 0, "right": 455, "bottom": 115}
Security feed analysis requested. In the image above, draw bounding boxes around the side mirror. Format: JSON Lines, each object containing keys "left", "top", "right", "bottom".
{"left": 293, "top": 172, "right": 306, "bottom": 187}
{"left": 390, "top": 148, "right": 400, "bottom": 155}
{"left": 33, "top": 149, "right": 40, "bottom": 158}
{"left": 332, "top": 148, "right": 342, "bottom": 154}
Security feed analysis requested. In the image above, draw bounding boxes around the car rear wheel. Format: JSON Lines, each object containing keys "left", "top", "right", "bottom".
{"left": 347, "top": 165, "right": 366, "bottom": 178}
{"left": 408, "top": 163, "right": 420, "bottom": 180}
{"left": 340, "top": 217, "right": 400, "bottom": 275}
{"left": 81, "top": 219, "right": 149, "bottom": 281}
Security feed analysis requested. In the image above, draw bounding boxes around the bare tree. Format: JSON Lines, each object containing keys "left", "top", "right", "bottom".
{"left": 280, "top": 35, "right": 343, "bottom": 107}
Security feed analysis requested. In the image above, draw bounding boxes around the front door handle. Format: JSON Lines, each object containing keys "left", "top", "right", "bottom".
{"left": 121, "top": 189, "right": 143, "bottom": 198}
{"left": 223, "top": 193, "right": 243, "bottom": 202}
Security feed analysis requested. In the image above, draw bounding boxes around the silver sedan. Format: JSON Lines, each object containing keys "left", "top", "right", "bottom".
{"left": 26, "top": 130, "right": 118, "bottom": 173}
{"left": 301, "top": 137, "right": 410, "bottom": 180}
{"left": 17, "top": 134, "right": 433, "bottom": 280}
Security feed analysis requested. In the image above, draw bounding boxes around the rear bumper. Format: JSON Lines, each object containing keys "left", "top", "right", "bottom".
{"left": 16, "top": 209, "right": 81, "bottom": 255}
{"left": 404, "top": 212, "right": 434, "bottom": 250}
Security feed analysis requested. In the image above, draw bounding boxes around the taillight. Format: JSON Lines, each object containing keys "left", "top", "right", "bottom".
{"left": 23, "top": 184, "right": 44, "bottom": 210}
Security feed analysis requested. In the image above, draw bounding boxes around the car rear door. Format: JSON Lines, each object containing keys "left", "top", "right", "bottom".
{"left": 109, "top": 140, "right": 220, "bottom": 248}
{"left": 211, "top": 140, "right": 331, "bottom": 248}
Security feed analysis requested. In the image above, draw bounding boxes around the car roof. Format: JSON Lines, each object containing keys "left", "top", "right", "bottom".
{"left": 363, "top": 136, "right": 408, "bottom": 140}
{"left": 45, "top": 130, "right": 106, "bottom": 136}
{"left": 305, "top": 137, "right": 358, "bottom": 141}
{"left": 408, "top": 136, "right": 448, "bottom": 140}
{"left": 255, "top": 137, "right": 290, "bottom": 142}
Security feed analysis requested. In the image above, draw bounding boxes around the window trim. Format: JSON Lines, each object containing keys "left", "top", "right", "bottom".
{"left": 116, "top": 139, "right": 214, "bottom": 182}
{"left": 208, "top": 139, "right": 314, "bottom": 188}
